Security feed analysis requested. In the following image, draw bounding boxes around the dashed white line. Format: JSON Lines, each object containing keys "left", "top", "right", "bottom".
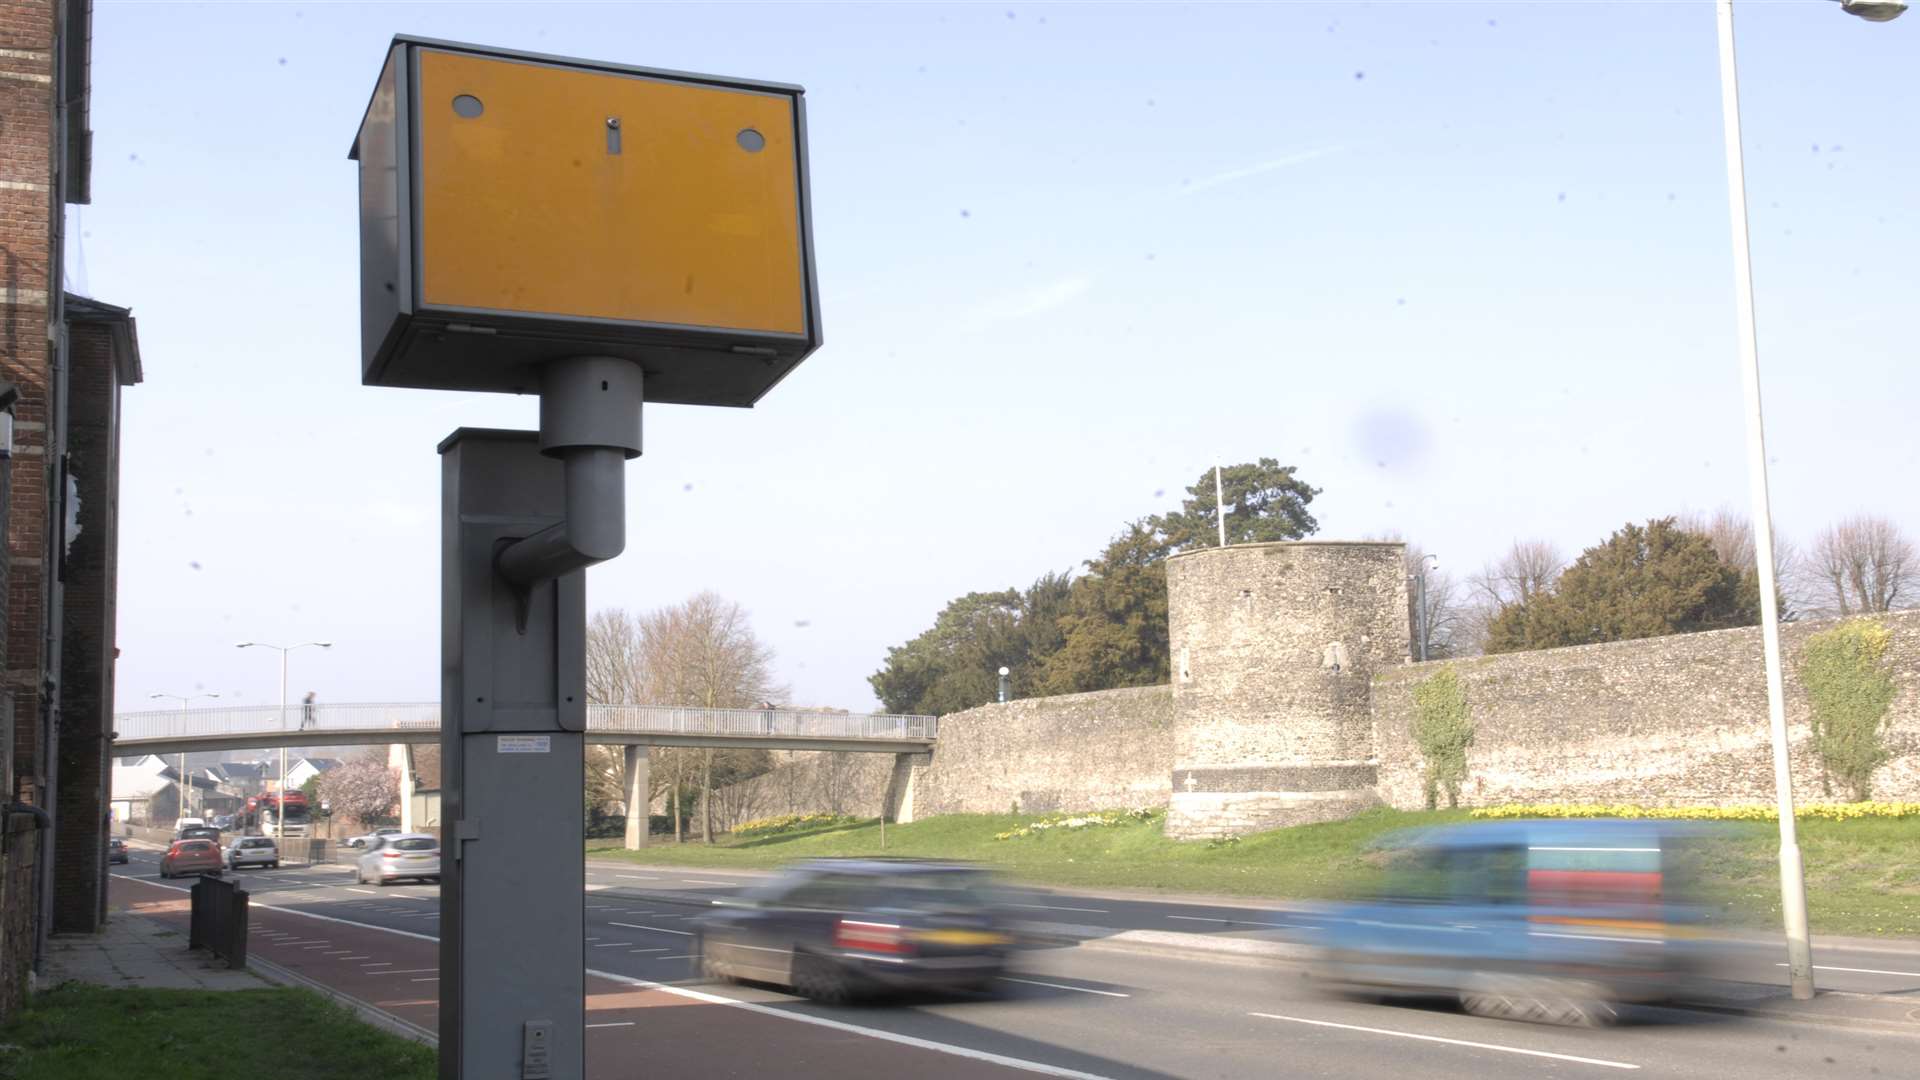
{"left": 629, "top": 948, "right": 667, "bottom": 954}
{"left": 587, "top": 1021, "right": 635, "bottom": 1029}
{"left": 681, "top": 879, "right": 736, "bottom": 886}
{"left": 345, "top": 888, "right": 379, "bottom": 895}
{"left": 1007, "top": 903, "right": 1111, "bottom": 914}
{"left": 411, "top": 976, "right": 440, "bottom": 982}
{"left": 609, "top": 922, "right": 691, "bottom": 936}
{"left": 593, "top": 942, "right": 632, "bottom": 949}
{"left": 342, "top": 955, "right": 371, "bottom": 961}
{"left": 656, "top": 954, "right": 697, "bottom": 961}
{"left": 615, "top": 874, "right": 656, "bottom": 881}
{"left": 361, "top": 962, "right": 393, "bottom": 968}
{"left": 369, "top": 968, "right": 439, "bottom": 976}
{"left": 1165, "top": 915, "right": 1233, "bottom": 923}
{"left": 997, "top": 976, "right": 1130, "bottom": 998}
{"left": 1248, "top": 1013, "right": 1638, "bottom": 1071}
{"left": 275, "top": 940, "right": 328, "bottom": 947}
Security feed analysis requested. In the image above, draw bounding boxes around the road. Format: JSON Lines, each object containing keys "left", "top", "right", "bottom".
{"left": 109, "top": 847, "right": 1920, "bottom": 1080}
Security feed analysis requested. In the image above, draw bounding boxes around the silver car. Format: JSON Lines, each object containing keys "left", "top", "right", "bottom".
{"left": 355, "top": 832, "right": 440, "bottom": 885}
{"left": 226, "top": 836, "right": 280, "bottom": 870}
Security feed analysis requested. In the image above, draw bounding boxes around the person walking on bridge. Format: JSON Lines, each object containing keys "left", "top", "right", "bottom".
{"left": 301, "top": 690, "right": 318, "bottom": 731}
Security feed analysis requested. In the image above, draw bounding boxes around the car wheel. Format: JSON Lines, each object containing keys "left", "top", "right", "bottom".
{"left": 699, "top": 942, "right": 735, "bottom": 985}
{"left": 1459, "top": 976, "right": 1618, "bottom": 1028}
{"left": 270, "top": 861, "right": 279, "bottom": 869}
{"left": 791, "top": 951, "right": 859, "bottom": 1005}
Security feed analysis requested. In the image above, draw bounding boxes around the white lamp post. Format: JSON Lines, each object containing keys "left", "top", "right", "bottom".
{"left": 149, "top": 691, "right": 218, "bottom": 821}
{"left": 235, "top": 640, "right": 332, "bottom": 849}
{"left": 1714, "top": 0, "right": 1902, "bottom": 1001}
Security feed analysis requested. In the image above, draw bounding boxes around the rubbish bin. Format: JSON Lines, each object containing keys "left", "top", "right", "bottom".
{"left": 308, "top": 839, "right": 329, "bottom": 864}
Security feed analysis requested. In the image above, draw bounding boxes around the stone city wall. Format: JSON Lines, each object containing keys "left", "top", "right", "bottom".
{"left": 1372, "top": 609, "right": 1920, "bottom": 810}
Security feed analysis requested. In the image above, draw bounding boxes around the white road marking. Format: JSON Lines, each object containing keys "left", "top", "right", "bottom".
{"left": 411, "top": 976, "right": 439, "bottom": 982}
{"left": 593, "top": 942, "right": 631, "bottom": 949}
{"left": 342, "top": 956, "right": 371, "bottom": 961}
{"left": 681, "top": 879, "right": 736, "bottom": 886}
{"left": 370, "top": 968, "right": 439, "bottom": 976}
{"left": 1775, "top": 962, "right": 1920, "bottom": 978}
{"left": 1248, "top": 1013, "right": 1638, "bottom": 1071}
{"left": 346, "top": 888, "right": 379, "bottom": 896}
{"left": 587, "top": 1021, "right": 635, "bottom": 1029}
{"left": 590, "top": 968, "right": 1123, "bottom": 1079}
{"left": 276, "top": 940, "right": 328, "bottom": 947}
{"left": 621, "top": 911, "right": 656, "bottom": 916}
{"left": 1165, "top": 915, "right": 1233, "bottom": 923}
{"left": 615, "top": 874, "right": 656, "bottom": 881}
{"left": 323, "top": 950, "right": 354, "bottom": 955}
{"left": 998, "top": 976, "right": 1130, "bottom": 998}
{"left": 1007, "top": 903, "right": 1111, "bottom": 914}
{"left": 362, "top": 962, "right": 393, "bottom": 968}
{"left": 629, "top": 948, "right": 667, "bottom": 954}
{"left": 610, "top": 922, "right": 691, "bottom": 936}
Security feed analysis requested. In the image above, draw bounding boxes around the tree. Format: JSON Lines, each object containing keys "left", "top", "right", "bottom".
{"left": 1157, "top": 459, "right": 1320, "bottom": 552}
{"left": 1798, "top": 619, "right": 1897, "bottom": 800}
{"left": 1485, "top": 519, "right": 1754, "bottom": 653}
{"left": 1461, "top": 540, "right": 1564, "bottom": 654}
{"left": 585, "top": 608, "right": 651, "bottom": 827}
{"left": 1040, "top": 519, "right": 1173, "bottom": 694}
{"left": 1370, "top": 534, "right": 1463, "bottom": 660}
{"left": 1807, "top": 515, "right": 1918, "bottom": 616}
{"left": 636, "top": 591, "right": 782, "bottom": 843}
{"left": 868, "top": 574, "right": 1072, "bottom": 716}
{"left": 316, "top": 751, "right": 400, "bottom": 825}
{"left": 1675, "top": 506, "right": 1801, "bottom": 620}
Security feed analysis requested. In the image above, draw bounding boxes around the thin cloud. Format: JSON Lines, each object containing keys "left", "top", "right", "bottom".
{"left": 967, "top": 275, "right": 1093, "bottom": 329}
{"left": 1180, "top": 145, "right": 1347, "bottom": 195}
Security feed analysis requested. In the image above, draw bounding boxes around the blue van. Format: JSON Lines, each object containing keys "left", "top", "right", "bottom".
{"left": 1298, "top": 819, "right": 1731, "bottom": 1026}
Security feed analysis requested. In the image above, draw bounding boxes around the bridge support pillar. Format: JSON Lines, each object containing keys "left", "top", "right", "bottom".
{"left": 391, "top": 743, "right": 416, "bottom": 834}
{"left": 623, "top": 745, "right": 649, "bottom": 850}
{"left": 883, "top": 752, "right": 924, "bottom": 825}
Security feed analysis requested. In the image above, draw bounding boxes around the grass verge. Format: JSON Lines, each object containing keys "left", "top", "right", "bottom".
{"left": 0, "top": 985, "right": 434, "bottom": 1080}
{"left": 588, "top": 808, "right": 1920, "bottom": 938}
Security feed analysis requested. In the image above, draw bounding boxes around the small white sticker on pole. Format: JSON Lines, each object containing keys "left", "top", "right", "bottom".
{"left": 497, "top": 735, "right": 552, "bottom": 754}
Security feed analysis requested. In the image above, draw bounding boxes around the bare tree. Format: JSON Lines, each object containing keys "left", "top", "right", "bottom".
{"left": 586, "top": 608, "right": 655, "bottom": 834}
{"left": 1807, "top": 515, "right": 1919, "bottom": 616}
{"left": 636, "top": 591, "right": 782, "bottom": 843}
{"left": 1675, "top": 506, "right": 1804, "bottom": 617}
{"left": 1402, "top": 542, "right": 1463, "bottom": 661}
{"left": 1460, "top": 540, "right": 1565, "bottom": 654}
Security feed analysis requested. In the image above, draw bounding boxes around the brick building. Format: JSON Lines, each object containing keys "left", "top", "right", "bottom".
{"left": 1, "top": 0, "right": 141, "bottom": 1018}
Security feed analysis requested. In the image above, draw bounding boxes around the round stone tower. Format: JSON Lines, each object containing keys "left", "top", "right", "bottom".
{"left": 1164, "top": 541, "right": 1410, "bottom": 839}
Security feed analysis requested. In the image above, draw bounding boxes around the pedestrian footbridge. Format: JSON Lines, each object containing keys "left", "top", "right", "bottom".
{"left": 113, "top": 702, "right": 937, "bottom": 757}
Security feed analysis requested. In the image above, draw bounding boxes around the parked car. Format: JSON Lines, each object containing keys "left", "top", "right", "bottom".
{"left": 159, "top": 839, "right": 224, "bottom": 879}
{"left": 693, "top": 859, "right": 1016, "bottom": 1003}
{"left": 226, "top": 835, "right": 280, "bottom": 870}
{"left": 355, "top": 833, "right": 440, "bottom": 885}
{"left": 1295, "top": 819, "right": 1737, "bottom": 1026}
{"left": 346, "top": 826, "right": 403, "bottom": 849}
{"left": 108, "top": 836, "right": 129, "bottom": 864}
{"left": 177, "top": 825, "right": 222, "bottom": 844}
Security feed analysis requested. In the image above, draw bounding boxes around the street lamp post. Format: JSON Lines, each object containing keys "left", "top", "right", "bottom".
{"left": 997, "top": 666, "right": 1011, "bottom": 704}
{"left": 1408, "top": 554, "right": 1439, "bottom": 663}
{"left": 149, "top": 691, "right": 219, "bottom": 822}
{"left": 236, "top": 641, "right": 332, "bottom": 850}
{"left": 1713, "top": 0, "right": 1902, "bottom": 1001}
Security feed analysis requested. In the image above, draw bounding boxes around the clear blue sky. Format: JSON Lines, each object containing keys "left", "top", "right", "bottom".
{"left": 82, "top": 2, "right": 1916, "bottom": 714}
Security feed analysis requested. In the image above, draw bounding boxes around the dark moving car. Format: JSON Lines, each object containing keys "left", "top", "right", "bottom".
{"left": 159, "top": 839, "right": 224, "bottom": 879}
{"left": 108, "top": 837, "right": 129, "bottom": 864}
{"left": 694, "top": 859, "right": 1015, "bottom": 1003}
{"left": 177, "top": 825, "right": 221, "bottom": 843}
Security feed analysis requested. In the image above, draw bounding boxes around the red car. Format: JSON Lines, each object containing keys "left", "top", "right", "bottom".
{"left": 159, "top": 839, "right": 224, "bottom": 879}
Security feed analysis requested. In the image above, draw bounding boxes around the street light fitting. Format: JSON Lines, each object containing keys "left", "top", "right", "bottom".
{"left": 1839, "top": 0, "right": 1907, "bottom": 22}
{"left": 998, "top": 666, "right": 1010, "bottom": 676}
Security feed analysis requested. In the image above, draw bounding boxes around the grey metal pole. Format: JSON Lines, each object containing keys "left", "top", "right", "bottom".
{"left": 1213, "top": 465, "right": 1228, "bottom": 548}
{"left": 1715, "top": 0, "right": 1814, "bottom": 1000}
{"left": 277, "top": 648, "right": 287, "bottom": 852}
{"left": 1416, "top": 571, "right": 1430, "bottom": 663}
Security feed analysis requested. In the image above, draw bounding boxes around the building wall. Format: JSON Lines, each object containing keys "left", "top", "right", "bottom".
{"left": 1372, "top": 608, "right": 1920, "bottom": 810}
{"left": 52, "top": 318, "right": 122, "bottom": 932}
{"left": 0, "top": 0, "right": 56, "bottom": 1021}
{"left": 1164, "top": 542, "right": 1408, "bottom": 838}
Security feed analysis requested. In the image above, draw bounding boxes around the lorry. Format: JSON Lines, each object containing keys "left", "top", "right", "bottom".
{"left": 242, "top": 791, "right": 311, "bottom": 837}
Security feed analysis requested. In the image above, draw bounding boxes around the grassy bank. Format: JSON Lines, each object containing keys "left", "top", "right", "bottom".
{"left": 587, "top": 808, "right": 1920, "bottom": 938}
{"left": 0, "top": 985, "right": 434, "bottom": 1080}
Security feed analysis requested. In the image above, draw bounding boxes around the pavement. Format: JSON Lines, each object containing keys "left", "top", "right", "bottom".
{"left": 96, "top": 840, "right": 1920, "bottom": 1079}
{"left": 43, "top": 895, "right": 273, "bottom": 991}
